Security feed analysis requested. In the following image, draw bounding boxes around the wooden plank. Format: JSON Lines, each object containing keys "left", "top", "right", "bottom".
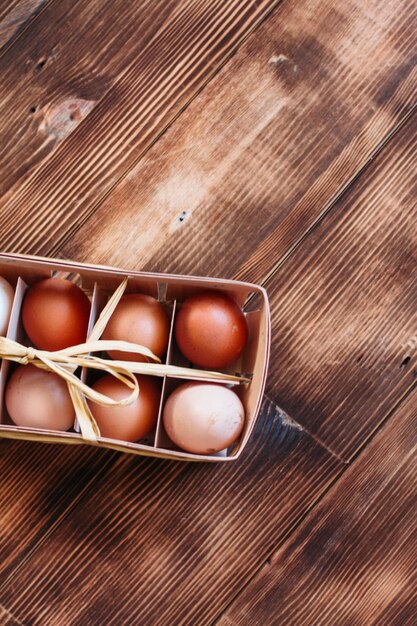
{"left": 0, "top": 0, "right": 48, "bottom": 53}
{"left": 0, "top": 0, "right": 282, "bottom": 251}
{"left": 0, "top": 604, "right": 22, "bottom": 626}
{"left": 0, "top": 440, "right": 116, "bottom": 583}
{"left": 59, "top": 0, "right": 416, "bottom": 278}
{"left": 262, "top": 111, "right": 417, "bottom": 460}
{"left": 218, "top": 390, "right": 417, "bottom": 626}
{"left": 0, "top": 399, "right": 342, "bottom": 625}
{"left": 0, "top": 0, "right": 184, "bottom": 202}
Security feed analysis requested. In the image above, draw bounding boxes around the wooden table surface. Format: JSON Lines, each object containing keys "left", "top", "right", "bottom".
{"left": 0, "top": 1, "right": 416, "bottom": 624}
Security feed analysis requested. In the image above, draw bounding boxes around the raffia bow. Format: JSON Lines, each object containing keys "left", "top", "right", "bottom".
{"left": 0, "top": 278, "right": 246, "bottom": 442}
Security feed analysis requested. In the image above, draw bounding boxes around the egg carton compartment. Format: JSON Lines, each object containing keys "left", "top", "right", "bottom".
{"left": 154, "top": 376, "right": 239, "bottom": 459}
{"left": 89, "top": 374, "right": 163, "bottom": 449}
{"left": 167, "top": 301, "right": 261, "bottom": 380}
{"left": 89, "top": 279, "right": 175, "bottom": 366}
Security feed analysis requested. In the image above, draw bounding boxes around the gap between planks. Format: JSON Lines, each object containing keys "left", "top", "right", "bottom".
{"left": 214, "top": 379, "right": 417, "bottom": 625}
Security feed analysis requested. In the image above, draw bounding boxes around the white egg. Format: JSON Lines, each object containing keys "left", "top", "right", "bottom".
{"left": 163, "top": 382, "right": 245, "bottom": 454}
{"left": 0, "top": 277, "right": 14, "bottom": 336}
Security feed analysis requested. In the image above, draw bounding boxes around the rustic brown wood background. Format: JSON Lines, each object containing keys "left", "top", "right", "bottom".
{"left": 0, "top": 0, "right": 416, "bottom": 624}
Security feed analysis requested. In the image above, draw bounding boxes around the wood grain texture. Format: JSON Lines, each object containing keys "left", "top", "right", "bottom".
{"left": 0, "top": 440, "right": 115, "bottom": 584}
{"left": 0, "top": 2, "right": 414, "bottom": 623}
{"left": 0, "top": 0, "right": 184, "bottom": 202}
{"left": 0, "top": 0, "right": 48, "bottom": 53}
{"left": 263, "top": 111, "right": 417, "bottom": 460}
{"left": 60, "top": 0, "right": 416, "bottom": 280}
{"left": 0, "top": 0, "right": 281, "bottom": 252}
{"left": 219, "top": 389, "right": 417, "bottom": 626}
{"left": 0, "top": 604, "right": 22, "bottom": 626}
{"left": 0, "top": 399, "right": 342, "bottom": 625}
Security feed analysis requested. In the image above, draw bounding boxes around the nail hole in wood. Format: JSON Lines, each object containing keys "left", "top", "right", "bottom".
{"left": 35, "top": 58, "right": 46, "bottom": 72}
{"left": 29, "top": 106, "right": 37, "bottom": 114}
{"left": 400, "top": 355, "right": 411, "bottom": 369}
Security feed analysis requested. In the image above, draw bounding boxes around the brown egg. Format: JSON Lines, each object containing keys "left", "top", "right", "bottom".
{"left": 22, "top": 278, "right": 91, "bottom": 351}
{"left": 6, "top": 364, "right": 74, "bottom": 431}
{"left": 175, "top": 291, "right": 248, "bottom": 368}
{"left": 88, "top": 375, "right": 161, "bottom": 442}
{"left": 102, "top": 294, "right": 169, "bottom": 362}
{"left": 163, "top": 382, "right": 245, "bottom": 454}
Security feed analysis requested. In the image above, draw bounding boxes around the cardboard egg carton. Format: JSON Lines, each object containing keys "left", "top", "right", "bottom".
{"left": 0, "top": 253, "right": 271, "bottom": 462}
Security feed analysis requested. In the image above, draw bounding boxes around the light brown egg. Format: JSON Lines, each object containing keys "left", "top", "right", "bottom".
{"left": 88, "top": 374, "right": 161, "bottom": 442}
{"left": 102, "top": 294, "right": 170, "bottom": 362}
{"left": 5, "top": 364, "right": 74, "bottom": 431}
{"left": 175, "top": 291, "right": 248, "bottom": 368}
{"left": 22, "top": 278, "right": 91, "bottom": 351}
{"left": 163, "top": 382, "right": 245, "bottom": 454}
